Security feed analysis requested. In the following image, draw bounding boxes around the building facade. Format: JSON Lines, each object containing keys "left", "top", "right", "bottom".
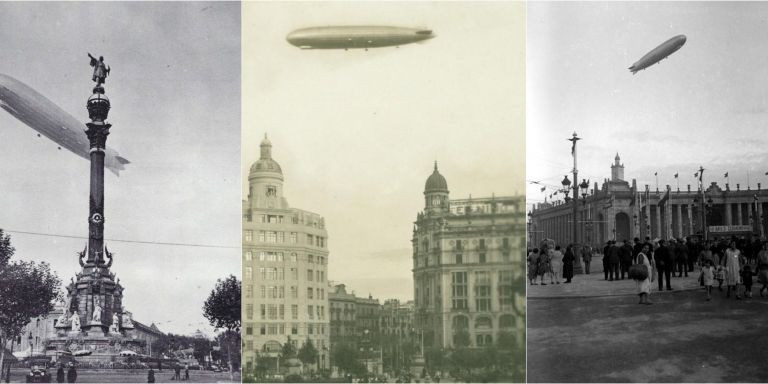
{"left": 412, "top": 163, "right": 526, "bottom": 351}
{"left": 328, "top": 284, "right": 383, "bottom": 374}
{"left": 529, "top": 154, "right": 768, "bottom": 249}
{"left": 242, "top": 135, "right": 330, "bottom": 372}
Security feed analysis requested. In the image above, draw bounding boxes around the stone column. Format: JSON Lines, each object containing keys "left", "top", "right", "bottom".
{"left": 687, "top": 204, "right": 693, "bottom": 236}
{"left": 759, "top": 203, "right": 765, "bottom": 238}
{"left": 676, "top": 204, "right": 683, "bottom": 238}
{"left": 655, "top": 204, "right": 661, "bottom": 239}
{"left": 725, "top": 202, "right": 732, "bottom": 225}
{"left": 737, "top": 203, "right": 743, "bottom": 225}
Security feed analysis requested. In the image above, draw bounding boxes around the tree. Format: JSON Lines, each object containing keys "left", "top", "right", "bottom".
{"left": 332, "top": 343, "right": 365, "bottom": 376}
{"left": 297, "top": 338, "right": 318, "bottom": 371}
{"left": 0, "top": 230, "right": 61, "bottom": 379}
{"left": 280, "top": 336, "right": 296, "bottom": 363}
{"left": 202, "top": 275, "right": 241, "bottom": 380}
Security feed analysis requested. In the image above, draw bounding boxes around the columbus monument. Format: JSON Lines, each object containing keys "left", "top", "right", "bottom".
{"left": 47, "top": 55, "right": 143, "bottom": 361}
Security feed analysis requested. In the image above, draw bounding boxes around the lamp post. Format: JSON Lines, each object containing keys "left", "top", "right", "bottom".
{"left": 28, "top": 332, "right": 33, "bottom": 358}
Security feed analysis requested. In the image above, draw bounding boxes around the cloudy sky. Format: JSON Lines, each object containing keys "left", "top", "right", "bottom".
{"left": 0, "top": 2, "right": 240, "bottom": 336}
{"left": 527, "top": 2, "right": 768, "bottom": 210}
{"left": 243, "top": 2, "right": 525, "bottom": 301}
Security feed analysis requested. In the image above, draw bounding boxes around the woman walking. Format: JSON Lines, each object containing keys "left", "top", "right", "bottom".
{"left": 549, "top": 245, "right": 563, "bottom": 284}
{"left": 528, "top": 248, "right": 540, "bottom": 285}
{"left": 633, "top": 243, "right": 653, "bottom": 304}
{"left": 723, "top": 240, "right": 743, "bottom": 299}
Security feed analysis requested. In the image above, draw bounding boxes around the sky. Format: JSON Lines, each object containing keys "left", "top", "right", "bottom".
{"left": 0, "top": 2, "right": 241, "bottom": 337}
{"left": 527, "top": 2, "right": 768, "bottom": 211}
{"left": 243, "top": 2, "right": 525, "bottom": 301}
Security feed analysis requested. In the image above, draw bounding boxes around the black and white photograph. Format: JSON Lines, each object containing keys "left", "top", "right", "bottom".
{"left": 0, "top": 2, "right": 241, "bottom": 382}
{"left": 241, "top": 2, "right": 526, "bottom": 383}
{"left": 526, "top": 2, "right": 768, "bottom": 382}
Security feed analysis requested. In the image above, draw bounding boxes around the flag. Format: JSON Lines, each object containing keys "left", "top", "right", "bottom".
{"left": 724, "top": 172, "right": 729, "bottom": 178}
{"left": 674, "top": 173, "right": 678, "bottom": 178}
{"left": 540, "top": 187, "right": 545, "bottom": 192}
{"left": 654, "top": 172, "right": 658, "bottom": 176}
{"left": 694, "top": 172, "right": 698, "bottom": 177}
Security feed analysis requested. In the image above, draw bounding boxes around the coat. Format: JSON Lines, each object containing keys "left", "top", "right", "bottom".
{"left": 67, "top": 367, "right": 77, "bottom": 383}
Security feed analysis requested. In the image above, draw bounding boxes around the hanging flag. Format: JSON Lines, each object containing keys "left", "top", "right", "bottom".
{"left": 694, "top": 172, "right": 698, "bottom": 177}
{"left": 540, "top": 186, "right": 545, "bottom": 192}
{"left": 654, "top": 172, "right": 658, "bottom": 176}
{"left": 724, "top": 172, "right": 729, "bottom": 178}
{"left": 674, "top": 173, "right": 678, "bottom": 178}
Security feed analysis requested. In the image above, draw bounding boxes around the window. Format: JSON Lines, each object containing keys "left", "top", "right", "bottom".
{"left": 308, "top": 305, "right": 314, "bottom": 319}
{"left": 308, "top": 255, "right": 314, "bottom": 264}
{"left": 308, "top": 324, "right": 314, "bottom": 335}
{"left": 260, "top": 286, "right": 265, "bottom": 298}
{"left": 290, "top": 233, "right": 297, "bottom": 243}
{"left": 267, "top": 231, "right": 277, "bottom": 243}
{"left": 268, "top": 324, "right": 277, "bottom": 335}
{"left": 475, "top": 272, "right": 492, "bottom": 312}
{"left": 290, "top": 286, "right": 298, "bottom": 298}
{"left": 246, "top": 304, "right": 253, "bottom": 320}
{"left": 316, "top": 270, "right": 321, "bottom": 282}
{"left": 503, "top": 237, "right": 510, "bottom": 248}
{"left": 456, "top": 254, "right": 463, "bottom": 264}
{"left": 279, "top": 324, "right": 285, "bottom": 335}
{"left": 260, "top": 324, "right": 266, "bottom": 335}
{"left": 246, "top": 326, "right": 253, "bottom": 335}
{"left": 317, "top": 306, "right": 322, "bottom": 319}
{"left": 246, "top": 341, "right": 253, "bottom": 350}
{"left": 307, "top": 269, "right": 314, "bottom": 281}
{"left": 268, "top": 304, "right": 278, "bottom": 319}
{"left": 245, "top": 267, "right": 252, "bottom": 280}
{"left": 451, "top": 272, "right": 468, "bottom": 310}
{"left": 498, "top": 270, "right": 513, "bottom": 310}
{"left": 260, "top": 215, "right": 267, "bottom": 223}
{"left": 266, "top": 186, "right": 276, "bottom": 196}
{"left": 476, "top": 334, "right": 493, "bottom": 346}
{"left": 502, "top": 252, "right": 510, "bottom": 262}
{"left": 291, "top": 323, "right": 298, "bottom": 335}
{"left": 258, "top": 231, "right": 265, "bottom": 242}
{"left": 245, "top": 231, "right": 253, "bottom": 242}
{"left": 307, "top": 288, "right": 314, "bottom": 299}
{"left": 307, "top": 234, "right": 314, "bottom": 245}
{"left": 245, "top": 251, "right": 253, "bottom": 261}
{"left": 290, "top": 268, "right": 298, "bottom": 280}
{"left": 260, "top": 304, "right": 266, "bottom": 319}
{"left": 245, "top": 285, "right": 253, "bottom": 298}
{"left": 278, "top": 232, "right": 285, "bottom": 243}
{"left": 292, "top": 305, "right": 298, "bottom": 320}
{"left": 479, "top": 253, "right": 486, "bottom": 264}
{"left": 479, "top": 239, "right": 486, "bottom": 250}
{"left": 279, "top": 305, "right": 285, "bottom": 320}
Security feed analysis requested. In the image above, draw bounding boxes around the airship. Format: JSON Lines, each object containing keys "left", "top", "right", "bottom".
{"left": 0, "top": 73, "right": 129, "bottom": 175}
{"left": 286, "top": 26, "right": 435, "bottom": 50}
{"left": 628, "top": 34, "right": 687, "bottom": 74}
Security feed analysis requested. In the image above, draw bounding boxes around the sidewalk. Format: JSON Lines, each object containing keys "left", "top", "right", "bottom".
{"left": 528, "top": 255, "right": 702, "bottom": 299}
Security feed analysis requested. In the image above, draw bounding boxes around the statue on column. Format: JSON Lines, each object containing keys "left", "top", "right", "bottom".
{"left": 70, "top": 312, "right": 81, "bottom": 332}
{"left": 88, "top": 53, "right": 110, "bottom": 86}
{"left": 121, "top": 311, "right": 134, "bottom": 329}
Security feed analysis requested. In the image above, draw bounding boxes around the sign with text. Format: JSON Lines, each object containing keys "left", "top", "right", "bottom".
{"left": 708, "top": 225, "right": 753, "bottom": 233}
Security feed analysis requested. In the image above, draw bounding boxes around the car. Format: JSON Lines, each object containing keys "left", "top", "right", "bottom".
{"left": 26, "top": 365, "right": 52, "bottom": 383}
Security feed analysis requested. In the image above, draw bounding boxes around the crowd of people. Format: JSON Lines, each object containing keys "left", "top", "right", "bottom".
{"left": 527, "top": 235, "right": 768, "bottom": 303}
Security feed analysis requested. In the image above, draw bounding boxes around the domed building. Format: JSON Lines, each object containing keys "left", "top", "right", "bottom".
{"left": 412, "top": 162, "right": 526, "bottom": 351}
{"left": 242, "top": 135, "right": 330, "bottom": 373}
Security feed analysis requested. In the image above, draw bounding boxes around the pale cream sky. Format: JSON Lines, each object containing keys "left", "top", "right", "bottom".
{"left": 243, "top": 1, "right": 525, "bottom": 301}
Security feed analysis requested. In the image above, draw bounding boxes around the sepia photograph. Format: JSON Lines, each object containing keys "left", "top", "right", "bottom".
{"left": 241, "top": 2, "right": 526, "bottom": 383}
{"left": 0, "top": 2, "right": 241, "bottom": 383}
{"left": 526, "top": 2, "right": 768, "bottom": 382}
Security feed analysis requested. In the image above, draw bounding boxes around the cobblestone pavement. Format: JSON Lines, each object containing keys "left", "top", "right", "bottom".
{"left": 7, "top": 368, "right": 239, "bottom": 383}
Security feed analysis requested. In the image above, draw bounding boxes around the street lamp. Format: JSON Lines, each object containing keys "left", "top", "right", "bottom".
{"left": 28, "top": 332, "right": 33, "bottom": 358}
{"left": 561, "top": 175, "right": 572, "bottom": 201}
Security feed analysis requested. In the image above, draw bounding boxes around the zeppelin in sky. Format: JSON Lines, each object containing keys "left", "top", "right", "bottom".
{"left": 0, "top": 73, "right": 129, "bottom": 175}
{"left": 286, "top": 26, "right": 435, "bottom": 50}
{"left": 628, "top": 34, "right": 687, "bottom": 74}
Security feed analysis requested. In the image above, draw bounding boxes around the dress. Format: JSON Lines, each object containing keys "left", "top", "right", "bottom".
{"left": 701, "top": 266, "right": 714, "bottom": 286}
{"left": 635, "top": 252, "right": 652, "bottom": 294}
{"left": 527, "top": 252, "right": 539, "bottom": 281}
{"left": 724, "top": 248, "right": 742, "bottom": 286}
{"left": 563, "top": 249, "right": 575, "bottom": 280}
{"left": 757, "top": 250, "right": 768, "bottom": 285}
{"left": 550, "top": 250, "right": 563, "bottom": 275}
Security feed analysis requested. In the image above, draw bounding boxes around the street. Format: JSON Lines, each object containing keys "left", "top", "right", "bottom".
{"left": 6, "top": 368, "right": 239, "bottom": 383}
{"left": 528, "top": 287, "right": 768, "bottom": 382}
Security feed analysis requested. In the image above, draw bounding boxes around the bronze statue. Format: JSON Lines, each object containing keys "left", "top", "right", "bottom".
{"left": 88, "top": 53, "right": 110, "bottom": 86}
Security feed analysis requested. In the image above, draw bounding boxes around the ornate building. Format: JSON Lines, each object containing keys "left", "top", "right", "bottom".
{"left": 529, "top": 154, "right": 768, "bottom": 249}
{"left": 411, "top": 163, "right": 526, "bottom": 351}
{"left": 242, "top": 135, "right": 330, "bottom": 372}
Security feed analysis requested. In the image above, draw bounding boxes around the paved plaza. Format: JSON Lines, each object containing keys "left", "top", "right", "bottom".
{"left": 6, "top": 368, "right": 239, "bottom": 383}
{"left": 528, "top": 258, "right": 768, "bottom": 382}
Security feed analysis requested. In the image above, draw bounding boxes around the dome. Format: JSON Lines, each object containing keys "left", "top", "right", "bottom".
{"left": 424, "top": 162, "right": 448, "bottom": 193}
{"left": 248, "top": 134, "right": 283, "bottom": 180}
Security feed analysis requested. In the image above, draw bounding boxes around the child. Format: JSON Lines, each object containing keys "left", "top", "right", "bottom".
{"left": 714, "top": 263, "right": 725, "bottom": 291}
{"left": 700, "top": 260, "right": 715, "bottom": 301}
{"left": 741, "top": 265, "right": 757, "bottom": 299}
